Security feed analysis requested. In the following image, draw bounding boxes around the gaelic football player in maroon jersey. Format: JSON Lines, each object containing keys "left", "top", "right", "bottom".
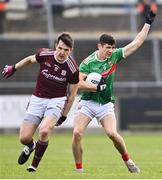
{"left": 2, "top": 33, "right": 79, "bottom": 172}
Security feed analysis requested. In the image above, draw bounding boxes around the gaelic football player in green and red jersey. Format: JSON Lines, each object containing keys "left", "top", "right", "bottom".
{"left": 71, "top": 10, "right": 156, "bottom": 173}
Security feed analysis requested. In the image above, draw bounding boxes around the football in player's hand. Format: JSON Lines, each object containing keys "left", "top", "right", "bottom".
{"left": 86, "top": 72, "right": 102, "bottom": 85}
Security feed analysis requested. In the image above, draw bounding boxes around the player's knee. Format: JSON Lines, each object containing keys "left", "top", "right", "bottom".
{"left": 39, "top": 128, "right": 49, "bottom": 140}
{"left": 19, "top": 135, "right": 31, "bottom": 145}
{"left": 73, "top": 130, "right": 83, "bottom": 141}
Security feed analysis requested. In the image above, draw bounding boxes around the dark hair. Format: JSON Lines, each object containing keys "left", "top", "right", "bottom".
{"left": 99, "top": 34, "right": 116, "bottom": 46}
{"left": 57, "top": 32, "right": 73, "bottom": 48}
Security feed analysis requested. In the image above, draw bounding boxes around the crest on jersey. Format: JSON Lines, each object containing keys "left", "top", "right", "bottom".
{"left": 61, "top": 70, "right": 67, "bottom": 76}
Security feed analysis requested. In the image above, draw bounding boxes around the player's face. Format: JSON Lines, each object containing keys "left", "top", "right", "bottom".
{"left": 55, "top": 40, "right": 72, "bottom": 62}
{"left": 99, "top": 43, "right": 115, "bottom": 59}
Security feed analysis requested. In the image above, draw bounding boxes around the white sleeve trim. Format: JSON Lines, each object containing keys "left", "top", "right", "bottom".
{"left": 122, "top": 48, "right": 125, "bottom": 59}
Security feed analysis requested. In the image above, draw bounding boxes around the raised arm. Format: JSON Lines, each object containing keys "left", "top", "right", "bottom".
{"left": 123, "top": 10, "right": 156, "bottom": 58}
{"left": 2, "top": 55, "right": 37, "bottom": 78}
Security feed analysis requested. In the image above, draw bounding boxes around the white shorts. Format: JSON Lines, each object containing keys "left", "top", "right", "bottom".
{"left": 76, "top": 100, "right": 115, "bottom": 122}
{"left": 24, "top": 95, "right": 67, "bottom": 125}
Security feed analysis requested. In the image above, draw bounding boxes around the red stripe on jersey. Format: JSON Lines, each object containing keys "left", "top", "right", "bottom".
{"left": 101, "top": 64, "right": 117, "bottom": 77}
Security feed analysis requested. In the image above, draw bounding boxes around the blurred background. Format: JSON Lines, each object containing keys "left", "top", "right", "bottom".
{"left": 0, "top": 0, "right": 162, "bottom": 132}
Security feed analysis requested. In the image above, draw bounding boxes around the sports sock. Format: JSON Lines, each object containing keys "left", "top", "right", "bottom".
{"left": 76, "top": 162, "right": 83, "bottom": 169}
{"left": 25, "top": 139, "right": 35, "bottom": 150}
{"left": 122, "top": 153, "right": 130, "bottom": 161}
{"left": 31, "top": 139, "right": 48, "bottom": 168}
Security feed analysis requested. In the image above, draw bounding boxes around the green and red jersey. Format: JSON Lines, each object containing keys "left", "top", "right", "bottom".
{"left": 79, "top": 48, "right": 124, "bottom": 104}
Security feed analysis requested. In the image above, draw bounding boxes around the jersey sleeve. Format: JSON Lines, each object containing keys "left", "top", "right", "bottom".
{"left": 114, "top": 48, "right": 124, "bottom": 63}
{"left": 68, "top": 70, "right": 79, "bottom": 84}
{"left": 35, "top": 48, "right": 45, "bottom": 63}
{"left": 79, "top": 61, "right": 90, "bottom": 74}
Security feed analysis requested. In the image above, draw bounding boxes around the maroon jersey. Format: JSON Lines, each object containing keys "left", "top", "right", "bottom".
{"left": 33, "top": 48, "right": 79, "bottom": 98}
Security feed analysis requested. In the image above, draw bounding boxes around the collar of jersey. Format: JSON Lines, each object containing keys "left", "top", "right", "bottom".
{"left": 54, "top": 51, "right": 68, "bottom": 64}
{"left": 95, "top": 51, "right": 108, "bottom": 62}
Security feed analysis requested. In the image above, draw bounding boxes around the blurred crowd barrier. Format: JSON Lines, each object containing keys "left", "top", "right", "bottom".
{"left": 0, "top": 0, "right": 161, "bottom": 34}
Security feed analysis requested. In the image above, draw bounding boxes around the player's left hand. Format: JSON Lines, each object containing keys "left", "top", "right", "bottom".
{"left": 145, "top": 10, "right": 156, "bottom": 25}
{"left": 97, "top": 77, "right": 107, "bottom": 91}
{"left": 55, "top": 115, "right": 67, "bottom": 126}
{"left": 2, "top": 64, "right": 16, "bottom": 78}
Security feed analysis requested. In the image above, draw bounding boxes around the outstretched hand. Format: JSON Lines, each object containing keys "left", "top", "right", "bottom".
{"left": 145, "top": 10, "right": 156, "bottom": 25}
{"left": 2, "top": 64, "right": 16, "bottom": 78}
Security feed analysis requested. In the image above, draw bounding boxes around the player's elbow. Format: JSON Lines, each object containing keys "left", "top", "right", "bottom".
{"left": 28, "top": 55, "right": 36, "bottom": 64}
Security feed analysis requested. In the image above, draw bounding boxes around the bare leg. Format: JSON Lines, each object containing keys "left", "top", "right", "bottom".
{"left": 18, "top": 121, "right": 38, "bottom": 165}
{"left": 100, "top": 114, "right": 140, "bottom": 173}
{"left": 19, "top": 121, "right": 38, "bottom": 145}
{"left": 27, "top": 116, "right": 57, "bottom": 171}
{"left": 72, "top": 112, "right": 91, "bottom": 171}
{"left": 100, "top": 114, "right": 127, "bottom": 155}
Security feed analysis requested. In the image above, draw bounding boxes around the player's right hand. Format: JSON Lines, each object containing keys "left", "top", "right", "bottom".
{"left": 2, "top": 64, "right": 16, "bottom": 78}
{"left": 145, "top": 10, "right": 156, "bottom": 25}
{"left": 96, "top": 77, "right": 107, "bottom": 92}
{"left": 55, "top": 115, "right": 67, "bottom": 126}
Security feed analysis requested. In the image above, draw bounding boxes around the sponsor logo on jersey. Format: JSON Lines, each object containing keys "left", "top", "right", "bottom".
{"left": 42, "top": 69, "right": 66, "bottom": 82}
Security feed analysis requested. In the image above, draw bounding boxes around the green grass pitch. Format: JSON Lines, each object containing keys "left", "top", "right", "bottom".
{"left": 0, "top": 132, "right": 162, "bottom": 179}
